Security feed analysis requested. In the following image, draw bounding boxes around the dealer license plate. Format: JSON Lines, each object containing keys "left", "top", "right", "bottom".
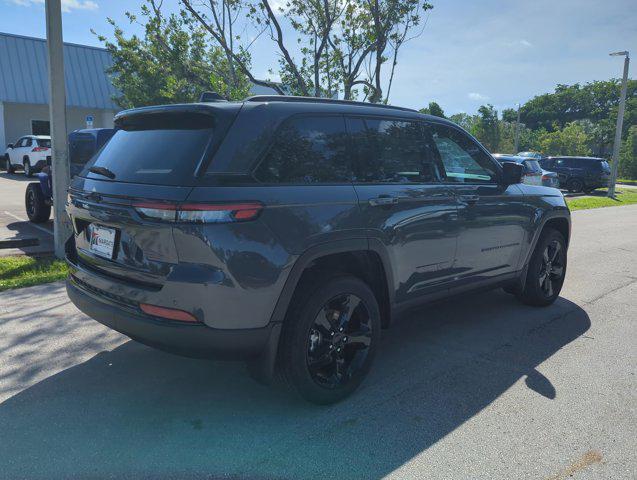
{"left": 88, "top": 224, "right": 116, "bottom": 259}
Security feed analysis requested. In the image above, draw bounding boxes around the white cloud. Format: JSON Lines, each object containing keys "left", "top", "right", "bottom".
{"left": 519, "top": 39, "right": 533, "bottom": 47}
{"left": 7, "top": 0, "right": 98, "bottom": 12}
{"left": 468, "top": 92, "right": 489, "bottom": 101}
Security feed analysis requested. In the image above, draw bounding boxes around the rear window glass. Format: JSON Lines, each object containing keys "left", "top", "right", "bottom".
{"left": 84, "top": 113, "right": 214, "bottom": 185}
{"left": 594, "top": 160, "right": 610, "bottom": 172}
{"left": 523, "top": 160, "right": 542, "bottom": 173}
{"left": 36, "top": 139, "right": 51, "bottom": 148}
{"left": 70, "top": 136, "right": 96, "bottom": 165}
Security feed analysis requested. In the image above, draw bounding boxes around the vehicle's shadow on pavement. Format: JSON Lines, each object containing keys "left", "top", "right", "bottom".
{"left": 0, "top": 290, "right": 590, "bottom": 480}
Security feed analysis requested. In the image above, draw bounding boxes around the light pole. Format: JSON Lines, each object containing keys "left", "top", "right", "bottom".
{"left": 45, "top": 0, "right": 72, "bottom": 258}
{"left": 514, "top": 103, "right": 521, "bottom": 153}
{"left": 607, "top": 51, "right": 630, "bottom": 199}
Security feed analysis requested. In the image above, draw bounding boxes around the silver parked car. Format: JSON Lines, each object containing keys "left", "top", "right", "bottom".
{"left": 493, "top": 154, "right": 559, "bottom": 188}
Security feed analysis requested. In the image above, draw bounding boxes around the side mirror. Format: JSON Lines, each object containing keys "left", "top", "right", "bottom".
{"left": 501, "top": 161, "right": 524, "bottom": 185}
{"left": 7, "top": 143, "right": 13, "bottom": 149}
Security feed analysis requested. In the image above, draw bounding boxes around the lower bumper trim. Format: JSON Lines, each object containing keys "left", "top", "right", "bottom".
{"left": 66, "top": 278, "right": 276, "bottom": 360}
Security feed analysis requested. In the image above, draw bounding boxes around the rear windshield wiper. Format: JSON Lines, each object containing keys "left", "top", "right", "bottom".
{"left": 89, "top": 166, "right": 116, "bottom": 179}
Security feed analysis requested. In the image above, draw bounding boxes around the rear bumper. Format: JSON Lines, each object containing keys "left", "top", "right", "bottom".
{"left": 66, "top": 276, "right": 277, "bottom": 360}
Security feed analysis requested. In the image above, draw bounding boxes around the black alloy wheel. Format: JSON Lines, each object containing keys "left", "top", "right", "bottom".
{"left": 538, "top": 239, "right": 565, "bottom": 298}
{"left": 567, "top": 178, "right": 584, "bottom": 193}
{"left": 279, "top": 276, "right": 381, "bottom": 404}
{"left": 307, "top": 293, "right": 373, "bottom": 389}
{"left": 517, "top": 228, "right": 567, "bottom": 306}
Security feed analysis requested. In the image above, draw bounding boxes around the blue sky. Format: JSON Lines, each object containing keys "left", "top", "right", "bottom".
{"left": 1, "top": 0, "right": 635, "bottom": 114}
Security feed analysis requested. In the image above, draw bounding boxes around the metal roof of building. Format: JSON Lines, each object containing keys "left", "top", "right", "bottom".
{"left": 0, "top": 32, "right": 118, "bottom": 110}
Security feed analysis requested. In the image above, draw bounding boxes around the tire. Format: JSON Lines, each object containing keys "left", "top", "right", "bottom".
{"left": 516, "top": 228, "right": 567, "bottom": 307}
{"left": 278, "top": 276, "right": 381, "bottom": 405}
{"left": 566, "top": 178, "right": 584, "bottom": 193}
{"left": 25, "top": 183, "right": 51, "bottom": 223}
{"left": 6, "top": 155, "right": 15, "bottom": 174}
{"left": 24, "top": 159, "right": 33, "bottom": 177}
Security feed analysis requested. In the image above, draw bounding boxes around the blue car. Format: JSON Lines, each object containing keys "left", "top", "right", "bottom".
{"left": 25, "top": 128, "right": 116, "bottom": 222}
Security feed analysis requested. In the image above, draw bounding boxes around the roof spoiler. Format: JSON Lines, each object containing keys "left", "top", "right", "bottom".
{"left": 199, "top": 91, "right": 227, "bottom": 103}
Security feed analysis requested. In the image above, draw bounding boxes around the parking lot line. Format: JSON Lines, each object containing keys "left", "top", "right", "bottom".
{"left": 3, "top": 211, "right": 54, "bottom": 236}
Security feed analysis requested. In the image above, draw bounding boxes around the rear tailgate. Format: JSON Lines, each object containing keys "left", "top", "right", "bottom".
{"left": 66, "top": 105, "right": 235, "bottom": 286}
{"left": 67, "top": 179, "right": 192, "bottom": 286}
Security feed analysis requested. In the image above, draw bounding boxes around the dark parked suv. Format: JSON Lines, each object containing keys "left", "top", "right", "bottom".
{"left": 539, "top": 156, "right": 610, "bottom": 193}
{"left": 65, "top": 96, "right": 571, "bottom": 404}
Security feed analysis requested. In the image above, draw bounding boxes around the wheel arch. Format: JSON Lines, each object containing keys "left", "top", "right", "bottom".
{"left": 269, "top": 239, "right": 395, "bottom": 329}
{"left": 522, "top": 210, "right": 571, "bottom": 272}
{"left": 250, "top": 239, "right": 394, "bottom": 385}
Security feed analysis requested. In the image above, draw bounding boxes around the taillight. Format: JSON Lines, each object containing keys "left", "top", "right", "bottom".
{"left": 133, "top": 202, "right": 263, "bottom": 223}
{"left": 32, "top": 146, "right": 48, "bottom": 152}
{"left": 140, "top": 303, "right": 199, "bottom": 322}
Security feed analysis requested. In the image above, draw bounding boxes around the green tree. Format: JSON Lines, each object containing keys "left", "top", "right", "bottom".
{"left": 419, "top": 101, "right": 445, "bottom": 118}
{"left": 471, "top": 104, "right": 500, "bottom": 152}
{"left": 95, "top": 0, "right": 251, "bottom": 108}
{"left": 448, "top": 112, "right": 477, "bottom": 132}
{"left": 537, "top": 122, "right": 592, "bottom": 156}
{"left": 619, "top": 125, "right": 637, "bottom": 179}
{"left": 519, "top": 79, "right": 636, "bottom": 155}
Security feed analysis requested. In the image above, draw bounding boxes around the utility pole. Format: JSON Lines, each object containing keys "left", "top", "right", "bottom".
{"left": 514, "top": 103, "right": 521, "bottom": 153}
{"left": 607, "top": 51, "right": 630, "bottom": 199}
{"left": 45, "top": 0, "right": 72, "bottom": 258}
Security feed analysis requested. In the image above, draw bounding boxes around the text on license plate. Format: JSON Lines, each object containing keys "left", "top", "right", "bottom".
{"left": 89, "top": 225, "right": 116, "bottom": 259}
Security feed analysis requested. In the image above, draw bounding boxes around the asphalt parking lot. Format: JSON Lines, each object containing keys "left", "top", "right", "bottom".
{"left": 0, "top": 172, "right": 54, "bottom": 256}
{"left": 0, "top": 200, "right": 635, "bottom": 479}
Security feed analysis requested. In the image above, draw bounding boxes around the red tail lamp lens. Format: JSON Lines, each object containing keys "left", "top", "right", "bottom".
{"left": 140, "top": 303, "right": 199, "bottom": 323}
{"left": 133, "top": 202, "right": 263, "bottom": 223}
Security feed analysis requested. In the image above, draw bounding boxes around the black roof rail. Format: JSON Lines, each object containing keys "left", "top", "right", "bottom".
{"left": 244, "top": 95, "right": 417, "bottom": 113}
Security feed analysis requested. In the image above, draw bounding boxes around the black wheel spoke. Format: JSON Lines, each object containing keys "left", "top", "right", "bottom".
{"left": 346, "top": 325, "right": 372, "bottom": 347}
{"left": 544, "top": 275, "right": 553, "bottom": 296}
{"left": 551, "top": 265, "right": 564, "bottom": 277}
{"left": 308, "top": 347, "right": 334, "bottom": 369}
{"left": 338, "top": 296, "right": 361, "bottom": 330}
{"left": 313, "top": 305, "right": 336, "bottom": 335}
{"left": 549, "top": 242, "right": 561, "bottom": 262}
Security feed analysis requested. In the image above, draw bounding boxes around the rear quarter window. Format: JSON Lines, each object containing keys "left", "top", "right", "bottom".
{"left": 254, "top": 115, "right": 352, "bottom": 184}
{"left": 84, "top": 112, "right": 215, "bottom": 185}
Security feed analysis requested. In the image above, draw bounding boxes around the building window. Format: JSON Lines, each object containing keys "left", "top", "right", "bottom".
{"left": 31, "top": 120, "right": 50, "bottom": 136}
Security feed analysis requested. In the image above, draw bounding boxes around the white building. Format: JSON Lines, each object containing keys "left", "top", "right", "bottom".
{"left": 0, "top": 32, "right": 119, "bottom": 150}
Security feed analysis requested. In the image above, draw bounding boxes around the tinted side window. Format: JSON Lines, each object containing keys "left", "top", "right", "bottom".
{"left": 25, "top": 138, "right": 33, "bottom": 147}
{"left": 254, "top": 116, "right": 351, "bottom": 184}
{"left": 429, "top": 124, "right": 498, "bottom": 183}
{"left": 349, "top": 117, "right": 440, "bottom": 183}
{"left": 557, "top": 158, "right": 578, "bottom": 168}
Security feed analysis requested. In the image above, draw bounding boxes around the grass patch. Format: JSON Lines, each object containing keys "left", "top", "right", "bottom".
{"left": 0, "top": 256, "right": 68, "bottom": 292}
{"left": 617, "top": 178, "right": 637, "bottom": 186}
{"left": 566, "top": 188, "right": 637, "bottom": 211}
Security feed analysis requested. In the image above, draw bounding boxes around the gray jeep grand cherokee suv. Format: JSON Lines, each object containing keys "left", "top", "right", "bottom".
{"left": 65, "top": 96, "right": 570, "bottom": 404}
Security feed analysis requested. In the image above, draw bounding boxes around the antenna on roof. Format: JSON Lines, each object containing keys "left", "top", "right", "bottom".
{"left": 199, "top": 91, "right": 227, "bottom": 102}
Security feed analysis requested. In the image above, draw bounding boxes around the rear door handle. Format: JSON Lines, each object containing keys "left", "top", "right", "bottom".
{"left": 368, "top": 195, "right": 399, "bottom": 207}
{"left": 458, "top": 194, "right": 480, "bottom": 204}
